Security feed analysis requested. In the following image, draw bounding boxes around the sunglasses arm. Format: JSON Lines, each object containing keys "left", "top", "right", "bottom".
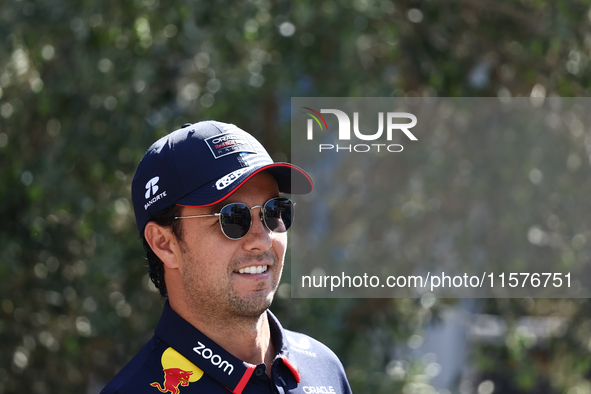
{"left": 174, "top": 213, "right": 221, "bottom": 220}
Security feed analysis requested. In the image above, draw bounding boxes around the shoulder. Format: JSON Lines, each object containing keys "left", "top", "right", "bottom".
{"left": 100, "top": 336, "right": 165, "bottom": 394}
{"left": 283, "top": 329, "right": 341, "bottom": 363}
{"left": 267, "top": 310, "right": 351, "bottom": 391}
{"left": 268, "top": 310, "right": 344, "bottom": 367}
{"left": 282, "top": 329, "right": 351, "bottom": 393}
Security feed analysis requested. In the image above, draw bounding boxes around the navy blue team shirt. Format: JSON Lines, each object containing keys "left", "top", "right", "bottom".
{"left": 101, "top": 301, "right": 352, "bottom": 393}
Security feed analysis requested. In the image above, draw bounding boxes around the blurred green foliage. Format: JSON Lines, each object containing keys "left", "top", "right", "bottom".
{"left": 2, "top": 0, "right": 591, "bottom": 393}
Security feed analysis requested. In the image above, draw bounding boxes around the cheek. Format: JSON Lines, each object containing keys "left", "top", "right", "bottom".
{"left": 179, "top": 230, "right": 234, "bottom": 268}
{"left": 272, "top": 234, "right": 288, "bottom": 260}
{"left": 183, "top": 219, "right": 230, "bottom": 247}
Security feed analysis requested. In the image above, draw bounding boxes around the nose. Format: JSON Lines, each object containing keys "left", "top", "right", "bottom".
{"left": 242, "top": 207, "right": 273, "bottom": 251}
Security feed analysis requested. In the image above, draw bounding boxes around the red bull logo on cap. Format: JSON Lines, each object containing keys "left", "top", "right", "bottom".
{"left": 150, "top": 347, "right": 204, "bottom": 394}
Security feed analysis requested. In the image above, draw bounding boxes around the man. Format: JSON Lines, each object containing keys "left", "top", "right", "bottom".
{"left": 101, "top": 120, "right": 352, "bottom": 393}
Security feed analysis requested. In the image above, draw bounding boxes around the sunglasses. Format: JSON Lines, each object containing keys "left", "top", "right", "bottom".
{"left": 174, "top": 197, "right": 294, "bottom": 240}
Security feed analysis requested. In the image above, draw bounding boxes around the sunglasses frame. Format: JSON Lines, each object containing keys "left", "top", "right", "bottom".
{"left": 174, "top": 197, "right": 294, "bottom": 240}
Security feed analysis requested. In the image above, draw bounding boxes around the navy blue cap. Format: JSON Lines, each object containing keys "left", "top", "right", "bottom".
{"left": 132, "top": 120, "right": 314, "bottom": 234}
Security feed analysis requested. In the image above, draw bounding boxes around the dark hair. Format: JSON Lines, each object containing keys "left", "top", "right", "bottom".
{"left": 141, "top": 204, "right": 184, "bottom": 298}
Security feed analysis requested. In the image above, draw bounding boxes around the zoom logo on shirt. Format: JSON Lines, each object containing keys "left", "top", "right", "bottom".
{"left": 193, "top": 341, "right": 234, "bottom": 375}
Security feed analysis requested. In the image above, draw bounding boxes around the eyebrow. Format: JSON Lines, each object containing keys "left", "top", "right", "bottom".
{"left": 208, "top": 202, "right": 226, "bottom": 214}
{"left": 210, "top": 194, "right": 283, "bottom": 212}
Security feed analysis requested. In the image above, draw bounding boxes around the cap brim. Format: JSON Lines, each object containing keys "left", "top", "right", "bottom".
{"left": 176, "top": 163, "right": 314, "bottom": 207}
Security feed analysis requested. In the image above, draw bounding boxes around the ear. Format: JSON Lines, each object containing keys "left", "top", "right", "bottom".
{"left": 144, "top": 221, "right": 181, "bottom": 269}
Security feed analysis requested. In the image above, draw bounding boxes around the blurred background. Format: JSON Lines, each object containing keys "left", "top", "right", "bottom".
{"left": 2, "top": 0, "right": 591, "bottom": 393}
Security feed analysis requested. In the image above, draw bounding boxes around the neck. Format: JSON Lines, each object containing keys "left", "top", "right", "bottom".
{"left": 169, "top": 298, "right": 276, "bottom": 369}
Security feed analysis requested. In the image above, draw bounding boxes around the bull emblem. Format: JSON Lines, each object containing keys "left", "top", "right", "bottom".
{"left": 150, "top": 368, "right": 193, "bottom": 394}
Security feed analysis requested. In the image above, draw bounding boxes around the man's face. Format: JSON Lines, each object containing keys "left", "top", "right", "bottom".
{"left": 174, "top": 172, "right": 287, "bottom": 322}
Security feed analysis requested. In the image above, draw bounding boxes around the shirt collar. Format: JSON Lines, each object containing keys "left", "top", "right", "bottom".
{"left": 155, "top": 301, "right": 255, "bottom": 393}
{"left": 154, "top": 301, "right": 300, "bottom": 392}
{"left": 266, "top": 309, "right": 301, "bottom": 383}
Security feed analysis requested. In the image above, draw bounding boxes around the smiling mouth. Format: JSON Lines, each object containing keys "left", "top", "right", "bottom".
{"left": 234, "top": 265, "right": 269, "bottom": 274}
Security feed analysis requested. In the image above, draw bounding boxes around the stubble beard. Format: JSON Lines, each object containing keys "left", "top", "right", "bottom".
{"left": 181, "top": 250, "right": 283, "bottom": 326}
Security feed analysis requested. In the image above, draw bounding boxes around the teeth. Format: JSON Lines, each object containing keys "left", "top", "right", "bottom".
{"left": 237, "top": 265, "right": 268, "bottom": 274}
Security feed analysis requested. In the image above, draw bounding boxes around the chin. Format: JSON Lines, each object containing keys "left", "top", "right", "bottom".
{"left": 232, "top": 292, "right": 275, "bottom": 318}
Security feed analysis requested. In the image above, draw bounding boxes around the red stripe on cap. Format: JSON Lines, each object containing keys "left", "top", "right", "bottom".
{"left": 233, "top": 364, "right": 256, "bottom": 394}
{"left": 177, "top": 163, "right": 313, "bottom": 208}
{"left": 281, "top": 355, "right": 301, "bottom": 383}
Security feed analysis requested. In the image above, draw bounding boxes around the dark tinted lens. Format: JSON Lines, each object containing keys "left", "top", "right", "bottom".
{"left": 219, "top": 203, "right": 251, "bottom": 239}
{"left": 263, "top": 198, "right": 293, "bottom": 233}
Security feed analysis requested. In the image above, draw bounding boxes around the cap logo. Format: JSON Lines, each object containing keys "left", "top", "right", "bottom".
{"left": 204, "top": 132, "right": 256, "bottom": 159}
{"left": 215, "top": 168, "right": 250, "bottom": 190}
{"left": 144, "top": 176, "right": 167, "bottom": 210}
{"left": 145, "top": 176, "right": 160, "bottom": 199}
